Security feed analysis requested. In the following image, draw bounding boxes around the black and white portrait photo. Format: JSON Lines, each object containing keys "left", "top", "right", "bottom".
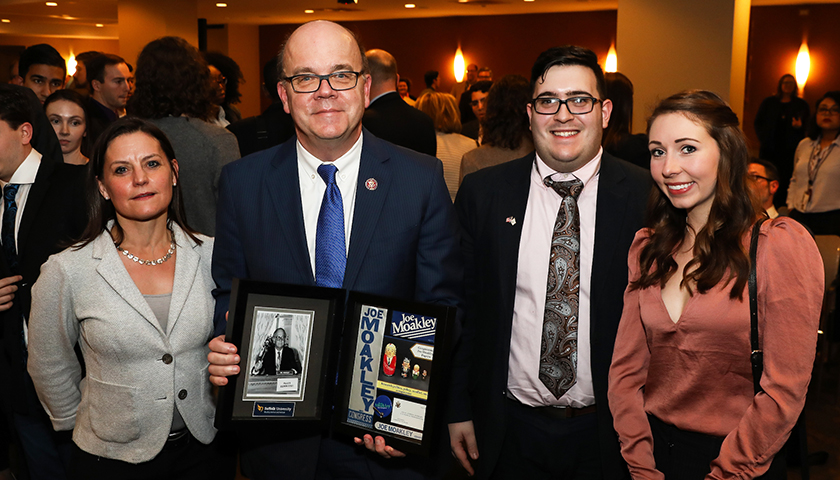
{"left": 243, "top": 308, "right": 314, "bottom": 401}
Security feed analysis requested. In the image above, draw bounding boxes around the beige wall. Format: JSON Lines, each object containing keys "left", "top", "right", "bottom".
{"left": 617, "top": 0, "right": 744, "bottom": 133}
{"left": 118, "top": 0, "right": 198, "bottom": 65}
{"left": 226, "top": 24, "right": 261, "bottom": 119}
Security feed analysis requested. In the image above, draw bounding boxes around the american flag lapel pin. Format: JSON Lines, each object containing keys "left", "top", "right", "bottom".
{"left": 505, "top": 216, "right": 516, "bottom": 226}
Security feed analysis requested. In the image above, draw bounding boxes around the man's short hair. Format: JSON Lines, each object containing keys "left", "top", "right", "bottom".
{"left": 276, "top": 22, "right": 369, "bottom": 80}
{"left": 477, "top": 67, "right": 492, "bottom": 77}
{"left": 751, "top": 158, "right": 779, "bottom": 182}
{"left": 19, "top": 44, "right": 66, "bottom": 79}
{"left": 469, "top": 80, "right": 493, "bottom": 95}
{"left": 0, "top": 84, "right": 34, "bottom": 130}
{"left": 263, "top": 57, "right": 281, "bottom": 103}
{"left": 424, "top": 70, "right": 439, "bottom": 88}
{"left": 87, "top": 53, "right": 126, "bottom": 89}
{"left": 530, "top": 45, "right": 606, "bottom": 99}
{"left": 366, "top": 50, "right": 398, "bottom": 85}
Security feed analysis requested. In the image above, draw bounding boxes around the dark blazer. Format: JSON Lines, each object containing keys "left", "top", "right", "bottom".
{"left": 451, "top": 152, "right": 650, "bottom": 479}
{"left": 362, "top": 92, "right": 437, "bottom": 157}
{"left": 226, "top": 102, "right": 295, "bottom": 158}
{"left": 0, "top": 157, "right": 87, "bottom": 414}
{"left": 85, "top": 97, "right": 117, "bottom": 147}
{"left": 211, "top": 130, "right": 463, "bottom": 479}
{"left": 254, "top": 344, "right": 301, "bottom": 375}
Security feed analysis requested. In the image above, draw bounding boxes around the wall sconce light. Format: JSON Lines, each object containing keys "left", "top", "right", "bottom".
{"left": 67, "top": 51, "right": 77, "bottom": 76}
{"left": 795, "top": 41, "right": 810, "bottom": 92}
{"left": 453, "top": 47, "right": 466, "bottom": 83}
{"left": 605, "top": 44, "right": 617, "bottom": 73}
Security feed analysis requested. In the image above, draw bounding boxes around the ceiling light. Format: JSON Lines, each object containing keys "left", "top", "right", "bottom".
{"left": 216, "top": 2, "right": 227, "bottom": 6}
{"left": 45, "top": 2, "right": 58, "bottom": 6}
{"left": 524, "top": 0, "right": 535, "bottom": 2}
{"left": 304, "top": 9, "right": 314, "bottom": 13}
{"left": 95, "top": 23, "right": 103, "bottom": 27}
{"left": 1, "top": 19, "right": 10, "bottom": 23}
{"left": 405, "top": 3, "right": 415, "bottom": 8}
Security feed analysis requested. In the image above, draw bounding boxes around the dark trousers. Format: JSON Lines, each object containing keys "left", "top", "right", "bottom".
{"left": 12, "top": 412, "right": 73, "bottom": 480}
{"left": 70, "top": 432, "right": 229, "bottom": 480}
{"left": 490, "top": 398, "right": 601, "bottom": 479}
{"left": 649, "top": 415, "right": 786, "bottom": 480}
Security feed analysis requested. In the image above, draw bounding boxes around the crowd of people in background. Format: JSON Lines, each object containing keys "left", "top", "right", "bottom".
{"left": 0, "top": 20, "right": 835, "bottom": 480}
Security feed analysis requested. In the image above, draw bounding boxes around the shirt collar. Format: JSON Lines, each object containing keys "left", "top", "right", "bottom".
{"left": 297, "top": 131, "right": 364, "bottom": 181}
{"left": 534, "top": 147, "right": 602, "bottom": 188}
{"left": 2, "top": 148, "right": 42, "bottom": 187}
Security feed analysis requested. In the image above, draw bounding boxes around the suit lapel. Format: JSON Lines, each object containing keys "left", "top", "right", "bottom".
{"left": 265, "top": 141, "right": 314, "bottom": 284}
{"left": 166, "top": 227, "right": 199, "bottom": 336}
{"left": 93, "top": 230, "right": 164, "bottom": 335}
{"left": 591, "top": 153, "right": 631, "bottom": 300}
{"left": 495, "top": 155, "right": 533, "bottom": 323}
{"left": 17, "top": 159, "right": 53, "bottom": 259}
{"left": 344, "top": 132, "right": 391, "bottom": 289}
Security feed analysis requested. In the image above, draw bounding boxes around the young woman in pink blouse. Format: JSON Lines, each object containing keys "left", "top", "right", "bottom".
{"left": 608, "top": 90, "right": 824, "bottom": 480}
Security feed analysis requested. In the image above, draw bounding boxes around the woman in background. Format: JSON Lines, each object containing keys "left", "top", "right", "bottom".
{"left": 44, "top": 90, "right": 89, "bottom": 165}
{"left": 415, "top": 91, "right": 477, "bottom": 200}
{"left": 203, "top": 52, "right": 244, "bottom": 127}
{"left": 753, "top": 74, "right": 810, "bottom": 198}
{"left": 609, "top": 90, "right": 822, "bottom": 479}
{"left": 787, "top": 90, "right": 840, "bottom": 236}
{"left": 459, "top": 75, "right": 534, "bottom": 184}
{"left": 602, "top": 72, "right": 649, "bottom": 169}
{"left": 128, "top": 36, "right": 240, "bottom": 236}
{"left": 28, "top": 118, "right": 221, "bottom": 480}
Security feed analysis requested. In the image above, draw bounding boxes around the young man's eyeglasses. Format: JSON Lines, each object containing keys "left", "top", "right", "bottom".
{"left": 284, "top": 71, "right": 362, "bottom": 93}
{"left": 531, "top": 96, "right": 601, "bottom": 115}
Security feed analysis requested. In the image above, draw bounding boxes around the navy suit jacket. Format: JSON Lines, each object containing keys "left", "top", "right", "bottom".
{"left": 452, "top": 152, "right": 650, "bottom": 479}
{"left": 211, "top": 130, "right": 463, "bottom": 479}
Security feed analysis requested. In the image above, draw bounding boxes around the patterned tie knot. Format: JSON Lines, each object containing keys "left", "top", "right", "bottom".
{"left": 544, "top": 176, "right": 583, "bottom": 200}
{"left": 4, "top": 184, "right": 19, "bottom": 202}
{"left": 317, "top": 164, "right": 338, "bottom": 185}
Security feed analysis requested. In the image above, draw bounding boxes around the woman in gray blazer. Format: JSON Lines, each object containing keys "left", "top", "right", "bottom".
{"left": 28, "top": 118, "right": 220, "bottom": 479}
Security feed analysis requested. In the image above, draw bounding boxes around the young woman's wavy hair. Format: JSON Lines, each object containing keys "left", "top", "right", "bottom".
{"left": 75, "top": 117, "right": 202, "bottom": 249}
{"left": 631, "top": 90, "right": 761, "bottom": 299}
{"left": 126, "top": 36, "right": 213, "bottom": 121}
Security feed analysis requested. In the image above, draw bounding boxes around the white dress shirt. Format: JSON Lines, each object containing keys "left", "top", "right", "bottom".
{"left": 0, "top": 148, "right": 42, "bottom": 252}
{"left": 297, "top": 133, "right": 363, "bottom": 277}
{"left": 507, "top": 149, "right": 602, "bottom": 408}
{"left": 0, "top": 148, "right": 42, "bottom": 346}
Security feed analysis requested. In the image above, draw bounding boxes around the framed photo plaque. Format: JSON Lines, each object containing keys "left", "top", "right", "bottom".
{"left": 332, "top": 292, "right": 456, "bottom": 456}
{"left": 215, "top": 279, "right": 344, "bottom": 430}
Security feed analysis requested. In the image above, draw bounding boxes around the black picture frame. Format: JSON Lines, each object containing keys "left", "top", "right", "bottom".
{"left": 332, "top": 292, "right": 456, "bottom": 457}
{"left": 215, "top": 279, "right": 344, "bottom": 431}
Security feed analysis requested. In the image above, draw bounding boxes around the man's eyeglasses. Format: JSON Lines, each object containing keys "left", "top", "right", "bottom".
{"left": 748, "top": 173, "right": 773, "bottom": 183}
{"left": 530, "top": 96, "right": 601, "bottom": 115}
{"left": 284, "top": 71, "right": 362, "bottom": 93}
{"left": 817, "top": 106, "right": 840, "bottom": 116}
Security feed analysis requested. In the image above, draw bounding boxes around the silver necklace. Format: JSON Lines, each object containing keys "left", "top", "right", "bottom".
{"left": 115, "top": 232, "right": 176, "bottom": 266}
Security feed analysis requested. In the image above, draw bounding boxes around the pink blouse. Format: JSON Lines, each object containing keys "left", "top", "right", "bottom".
{"left": 608, "top": 218, "right": 823, "bottom": 480}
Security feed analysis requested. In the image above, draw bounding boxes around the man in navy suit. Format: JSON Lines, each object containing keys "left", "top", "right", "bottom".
{"left": 448, "top": 46, "right": 650, "bottom": 479}
{"left": 207, "top": 20, "right": 462, "bottom": 480}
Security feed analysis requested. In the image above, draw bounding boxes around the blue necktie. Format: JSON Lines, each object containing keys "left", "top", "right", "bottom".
{"left": 315, "top": 164, "right": 345, "bottom": 288}
{"left": 2, "top": 184, "right": 20, "bottom": 270}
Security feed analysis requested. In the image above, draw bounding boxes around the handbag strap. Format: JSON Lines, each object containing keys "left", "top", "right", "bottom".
{"left": 749, "top": 216, "right": 769, "bottom": 394}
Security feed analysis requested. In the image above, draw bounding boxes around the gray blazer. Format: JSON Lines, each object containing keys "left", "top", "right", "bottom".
{"left": 27, "top": 225, "right": 217, "bottom": 464}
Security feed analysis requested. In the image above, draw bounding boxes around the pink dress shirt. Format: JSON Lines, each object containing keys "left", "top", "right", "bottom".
{"left": 507, "top": 150, "right": 601, "bottom": 407}
{"left": 608, "top": 218, "right": 823, "bottom": 479}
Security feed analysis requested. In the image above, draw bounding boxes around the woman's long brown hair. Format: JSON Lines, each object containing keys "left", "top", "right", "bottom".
{"left": 631, "top": 90, "right": 761, "bottom": 299}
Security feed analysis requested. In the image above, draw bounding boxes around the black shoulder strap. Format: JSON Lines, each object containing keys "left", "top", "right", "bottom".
{"left": 749, "top": 216, "right": 769, "bottom": 394}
